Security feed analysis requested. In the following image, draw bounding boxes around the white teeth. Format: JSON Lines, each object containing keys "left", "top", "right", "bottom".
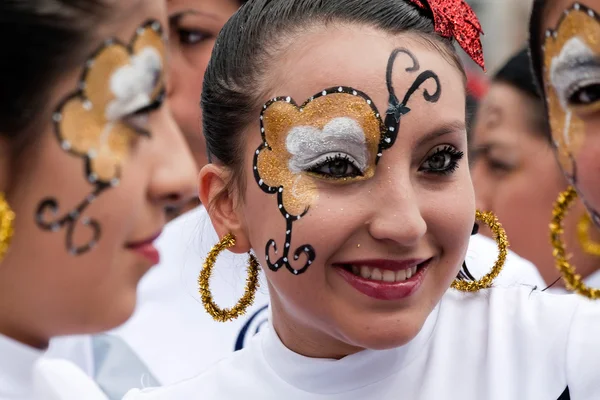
{"left": 360, "top": 266, "right": 371, "bottom": 279}
{"left": 371, "top": 268, "right": 383, "bottom": 281}
{"left": 383, "top": 270, "right": 395, "bottom": 282}
{"left": 396, "top": 269, "right": 406, "bottom": 281}
{"left": 349, "top": 265, "right": 420, "bottom": 283}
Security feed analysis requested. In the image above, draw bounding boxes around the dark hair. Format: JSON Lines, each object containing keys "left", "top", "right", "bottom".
{"left": 492, "top": 47, "right": 551, "bottom": 141}
{"left": 201, "top": 0, "right": 466, "bottom": 189}
{"left": 528, "top": 0, "right": 547, "bottom": 93}
{"left": 0, "top": 1, "right": 109, "bottom": 162}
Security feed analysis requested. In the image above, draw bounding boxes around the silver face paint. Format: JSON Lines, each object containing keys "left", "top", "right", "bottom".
{"left": 285, "top": 117, "right": 369, "bottom": 174}
{"left": 550, "top": 36, "right": 600, "bottom": 109}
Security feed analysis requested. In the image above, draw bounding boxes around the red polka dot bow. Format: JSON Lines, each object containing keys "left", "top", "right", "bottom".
{"left": 409, "top": 0, "right": 485, "bottom": 71}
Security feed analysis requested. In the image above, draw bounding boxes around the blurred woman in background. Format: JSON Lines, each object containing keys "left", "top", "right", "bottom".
{"left": 471, "top": 48, "right": 600, "bottom": 287}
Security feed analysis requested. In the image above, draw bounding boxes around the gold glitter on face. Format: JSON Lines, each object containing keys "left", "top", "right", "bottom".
{"left": 256, "top": 91, "right": 383, "bottom": 216}
{"left": 53, "top": 20, "right": 166, "bottom": 184}
{"left": 543, "top": 7, "right": 600, "bottom": 179}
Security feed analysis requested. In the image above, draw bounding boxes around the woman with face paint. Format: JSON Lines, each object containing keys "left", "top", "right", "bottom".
{"left": 104, "top": 0, "right": 273, "bottom": 389}
{"left": 125, "top": 0, "right": 600, "bottom": 399}
{"left": 472, "top": 48, "right": 600, "bottom": 288}
{"left": 0, "top": 0, "right": 196, "bottom": 398}
{"left": 529, "top": 0, "right": 600, "bottom": 298}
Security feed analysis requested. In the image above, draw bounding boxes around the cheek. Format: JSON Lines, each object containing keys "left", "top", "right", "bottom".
{"left": 576, "top": 128, "right": 600, "bottom": 210}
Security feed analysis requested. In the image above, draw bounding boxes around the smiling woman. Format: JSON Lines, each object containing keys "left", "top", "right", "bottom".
{"left": 0, "top": 0, "right": 196, "bottom": 398}
{"left": 124, "top": 0, "right": 600, "bottom": 399}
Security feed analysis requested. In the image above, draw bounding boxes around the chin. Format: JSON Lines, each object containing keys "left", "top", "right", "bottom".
{"left": 340, "top": 311, "right": 429, "bottom": 352}
{"left": 89, "top": 288, "right": 139, "bottom": 333}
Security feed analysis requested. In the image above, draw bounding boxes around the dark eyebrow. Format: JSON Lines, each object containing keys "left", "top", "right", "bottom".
{"left": 168, "top": 9, "right": 220, "bottom": 26}
{"left": 415, "top": 120, "right": 466, "bottom": 148}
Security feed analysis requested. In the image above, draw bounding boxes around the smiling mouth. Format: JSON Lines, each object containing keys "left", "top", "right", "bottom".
{"left": 339, "top": 260, "right": 431, "bottom": 283}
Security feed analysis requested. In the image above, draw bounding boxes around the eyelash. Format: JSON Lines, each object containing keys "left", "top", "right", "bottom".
{"left": 122, "top": 90, "right": 165, "bottom": 137}
{"left": 419, "top": 145, "right": 464, "bottom": 176}
{"left": 566, "top": 81, "right": 600, "bottom": 108}
{"left": 306, "top": 153, "right": 363, "bottom": 179}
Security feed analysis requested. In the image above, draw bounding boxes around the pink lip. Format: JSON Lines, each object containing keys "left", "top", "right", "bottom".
{"left": 333, "top": 258, "right": 431, "bottom": 301}
{"left": 125, "top": 231, "right": 162, "bottom": 265}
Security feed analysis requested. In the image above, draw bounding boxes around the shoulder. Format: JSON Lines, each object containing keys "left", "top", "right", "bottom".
{"left": 438, "top": 287, "right": 583, "bottom": 358}
{"left": 466, "top": 234, "right": 546, "bottom": 288}
{"left": 565, "top": 296, "right": 600, "bottom": 398}
{"left": 33, "top": 358, "right": 108, "bottom": 400}
{"left": 123, "top": 336, "right": 263, "bottom": 400}
{"left": 442, "top": 286, "right": 582, "bottom": 326}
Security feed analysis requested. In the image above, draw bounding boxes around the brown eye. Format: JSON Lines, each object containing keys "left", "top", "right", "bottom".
{"left": 307, "top": 153, "right": 363, "bottom": 179}
{"left": 177, "top": 29, "right": 210, "bottom": 45}
{"left": 569, "top": 83, "right": 600, "bottom": 106}
{"left": 419, "top": 145, "right": 464, "bottom": 176}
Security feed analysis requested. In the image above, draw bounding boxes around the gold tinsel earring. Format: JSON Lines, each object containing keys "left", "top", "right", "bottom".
{"left": 550, "top": 187, "right": 600, "bottom": 299}
{"left": 577, "top": 212, "right": 600, "bottom": 256}
{"left": 198, "top": 233, "right": 260, "bottom": 322}
{"left": 0, "top": 193, "right": 15, "bottom": 262}
{"left": 451, "top": 210, "right": 509, "bottom": 292}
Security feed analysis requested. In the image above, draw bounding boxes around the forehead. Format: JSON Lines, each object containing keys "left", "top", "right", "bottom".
{"left": 267, "top": 25, "right": 466, "bottom": 130}
{"left": 98, "top": 0, "right": 168, "bottom": 42}
{"left": 542, "top": 0, "right": 600, "bottom": 31}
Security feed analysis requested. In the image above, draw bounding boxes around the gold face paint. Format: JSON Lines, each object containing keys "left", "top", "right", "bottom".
{"left": 37, "top": 20, "right": 167, "bottom": 256}
{"left": 543, "top": 3, "right": 600, "bottom": 227}
{"left": 53, "top": 20, "right": 166, "bottom": 184}
{"left": 253, "top": 49, "right": 442, "bottom": 276}
{"left": 257, "top": 90, "right": 382, "bottom": 216}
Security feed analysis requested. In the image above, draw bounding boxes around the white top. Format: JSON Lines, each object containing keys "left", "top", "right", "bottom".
{"left": 124, "top": 287, "right": 600, "bottom": 400}
{"left": 0, "top": 334, "right": 107, "bottom": 400}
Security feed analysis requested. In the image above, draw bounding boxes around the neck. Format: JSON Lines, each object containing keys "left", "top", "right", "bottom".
{"left": 0, "top": 290, "right": 50, "bottom": 349}
{"left": 270, "top": 294, "right": 363, "bottom": 359}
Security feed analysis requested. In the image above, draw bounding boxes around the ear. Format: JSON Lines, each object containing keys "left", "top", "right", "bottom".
{"left": 198, "top": 163, "right": 251, "bottom": 254}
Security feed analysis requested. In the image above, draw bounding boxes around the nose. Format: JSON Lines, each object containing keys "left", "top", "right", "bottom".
{"left": 148, "top": 103, "right": 198, "bottom": 210}
{"left": 368, "top": 175, "right": 427, "bottom": 247}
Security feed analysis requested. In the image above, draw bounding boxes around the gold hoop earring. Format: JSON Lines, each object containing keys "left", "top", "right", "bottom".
{"left": 550, "top": 187, "right": 600, "bottom": 299}
{"left": 0, "top": 193, "right": 15, "bottom": 262}
{"left": 451, "top": 210, "right": 508, "bottom": 292}
{"left": 577, "top": 212, "right": 600, "bottom": 256}
{"left": 198, "top": 233, "right": 260, "bottom": 322}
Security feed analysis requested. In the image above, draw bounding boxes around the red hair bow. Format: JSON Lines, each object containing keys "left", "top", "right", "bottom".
{"left": 409, "top": 0, "right": 485, "bottom": 71}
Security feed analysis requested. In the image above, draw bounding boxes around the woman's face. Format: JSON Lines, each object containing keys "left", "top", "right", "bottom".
{"left": 471, "top": 82, "right": 588, "bottom": 284}
{"left": 212, "top": 27, "right": 473, "bottom": 356}
{"left": 0, "top": 0, "right": 196, "bottom": 344}
{"left": 167, "top": 0, "right": 241, "bottom": 169}
{"left": 538, "top": 0, "right": 600, "bottom": 229}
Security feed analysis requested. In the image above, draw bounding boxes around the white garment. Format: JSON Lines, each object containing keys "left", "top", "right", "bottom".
{"left": 124, "top": 287, "right": 600, "bottom": 400}
{"left": 0, "top": 334, "right": 107, "bottom": 400}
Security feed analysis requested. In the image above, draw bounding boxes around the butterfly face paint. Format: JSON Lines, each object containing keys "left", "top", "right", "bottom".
{"left": 36, "top": 20, "right": 166, "bottom": 255}
{"left": 543, "top": 2, "right": 600, "bottom": 228}
{"left": 253, "top": 48, "right": 441, "bottom": 275}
